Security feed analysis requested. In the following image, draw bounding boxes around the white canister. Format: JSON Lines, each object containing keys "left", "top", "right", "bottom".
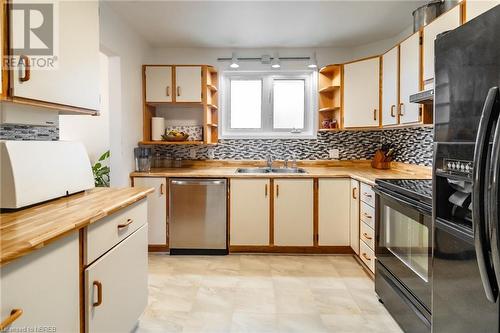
{"left": 151, "top": 117, "right": 165, "bottom": 141}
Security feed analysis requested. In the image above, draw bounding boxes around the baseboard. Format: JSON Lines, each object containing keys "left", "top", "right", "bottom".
{"left": 229, "top": 245, "right": 354, "bottom": 254}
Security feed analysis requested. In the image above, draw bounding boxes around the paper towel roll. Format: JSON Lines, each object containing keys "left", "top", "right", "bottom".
{"left": 151, "top": 117, "right": 165, "bottom": 141}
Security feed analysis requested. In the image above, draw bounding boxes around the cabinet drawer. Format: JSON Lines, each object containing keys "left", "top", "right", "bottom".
{"left": 360, "top": 202, "right": 375, "bottom": 229}
{"left": 360, "top": 222, "right": 375, "bottom": 250}
{"left": 360, "top": 240, "right": 375, "bottom": 273}
{"left": 86, "top": 200, "right": 147, "bottom": 264}
{"left": 86, "top": 224, "right": 148, "bottom": 333}
{"left": 360, "top": 183, "right": 375, "bottom": 206}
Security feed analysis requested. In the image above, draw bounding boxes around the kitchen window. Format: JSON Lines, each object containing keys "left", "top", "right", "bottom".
{"left": 221, "top": 71, "right": 317, "bottom": 138}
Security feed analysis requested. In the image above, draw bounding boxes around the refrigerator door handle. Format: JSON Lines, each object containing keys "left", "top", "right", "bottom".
{"left": 473, "top": 87, "right": 500, "bottom": 303}
{"left": 489, "top": 100, "right": 500, "bottom": 285}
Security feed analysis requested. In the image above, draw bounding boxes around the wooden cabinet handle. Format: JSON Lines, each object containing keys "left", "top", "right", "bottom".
{"left": 166, "top": 86, "right": 170, "bottom": 97}
{"left": 362, "top": 253, "right": 372, "bottom": 261}
{"left": 363, "top": 212, "right": 373, "bottom": 219}
{"left": 390, "top": 105, "right": 396, "bottom": 117}
{"left": 19, "top": 55, "right": 30, "bottom": 82}
{"left": 93, "top": 281, "right": 103, "bottom": 307}
{"left": 160, "top": 183, "right": 165, "bottom": 195}
{"left": 373, "top": 109, "right": 377, "bottom": 121}
{"left": 276, "top": 184, "right": 279, "bottom": 197}
{"left": 363, "top": 232, "right": 373, "bottom": 240}
{"left": 352, "top": 187, "right": 357, "bottom": 199}
{"left": 265, "top": 184, "right": 268, "bottom": 197}
{"left": 118, "top": 218, "right": 133, "bottom": 229}
{"left": 399, "top": 102, "right": 405, "bottom": 116}
{"left": 177, "top": 86, "right": 181, "bottom": 96}
{"left": 0, "top": 309, "right": 23, "bottom": 330}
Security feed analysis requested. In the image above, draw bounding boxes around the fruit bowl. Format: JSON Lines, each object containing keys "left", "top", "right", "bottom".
{"left": 162, "top": 133, "right": 189, "bottom": 142}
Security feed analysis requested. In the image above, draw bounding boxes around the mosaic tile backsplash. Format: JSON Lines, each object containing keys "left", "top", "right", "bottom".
{"left": 150, "top": 126, "right": 434, "bottom": 166}
{"left": 0, "top": 124, "right": 59, "bottom": 141}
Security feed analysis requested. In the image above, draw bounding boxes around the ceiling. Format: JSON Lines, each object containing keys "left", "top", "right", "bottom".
{"left": 107, "top": 1, "right": 425, "bottom": 48}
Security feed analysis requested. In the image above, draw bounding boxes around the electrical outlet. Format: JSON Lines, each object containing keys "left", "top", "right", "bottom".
{"left": 189, "top": 148, "right": 197, "bottom": 159}
{"left": 208, "top": 149, "right": 215, "bottom": 159}
{"left": 329, "top": 148, "right": 340, "bottom": 159}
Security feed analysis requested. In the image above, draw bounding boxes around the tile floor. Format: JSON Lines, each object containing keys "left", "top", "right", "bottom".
{"left": 134, "top": 254, "right": 403, "bottom": 333}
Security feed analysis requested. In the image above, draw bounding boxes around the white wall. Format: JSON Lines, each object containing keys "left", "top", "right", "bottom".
{"left": 59, "top": 53, "right": 110, "bottom": 163}
{"left": 350, "top": 25, "right": 413, "bottom": 60}
{"left": 99, "top": 2, "right": 151, "bottom": 187}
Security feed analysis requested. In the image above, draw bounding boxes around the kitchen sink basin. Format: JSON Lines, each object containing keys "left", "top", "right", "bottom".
{"left": 235, "top": 167, "right": 307, "bottom": 174}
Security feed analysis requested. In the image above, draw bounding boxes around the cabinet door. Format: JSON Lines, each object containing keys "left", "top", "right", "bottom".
{"left": 466, "top": 1, "right": 500, "bottom": 22}
{"left": 423, "top": 5, "right": 461, "bottom": 89}
{"left": 230, "top": 179, "right": 270, "bottom": 246}
{"left": 344, "top": 57, "right": 380, "bottom": 128}
{"left": 399, "top": 32, "right": 422, "bottom": 124}
{"left": 274, "top": 179, "right": 314, "bottom": 246}
{"left": 11, "top": 0, "right": 100, "bottom": 110}
{"left": 350, "top": 179, "right": 360, "bottom": 255}
{"left": 382, "top": 47, "right": 399, "bottom": 126}
{"left": 318, "top": 178, "right": 350, "bottom": 246}
{"left": 133, "top": 177, "right": 167, "bottom": 246}
{"left": 145, "top": 66, "right": 173, "bottom": 102}
{"left": 175, "top": 66, "right": 202, "bottom": 102}
{"left": 86, "top": 225, "right": 148, "bottom": 333}
{"left": 1, "top": 232, "right": 79, "bottom": 332}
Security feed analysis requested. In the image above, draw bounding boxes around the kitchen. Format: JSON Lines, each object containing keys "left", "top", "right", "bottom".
{"left": 1, "top": 1, "right": 499, "bottom": 332}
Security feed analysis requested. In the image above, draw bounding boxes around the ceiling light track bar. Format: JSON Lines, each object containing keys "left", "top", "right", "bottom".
{"left": 217, "top": 56, "right": 310, "bottom": 61}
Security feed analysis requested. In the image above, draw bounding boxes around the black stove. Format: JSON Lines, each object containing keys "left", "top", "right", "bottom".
{"left": 375, "top": 179, "right": 433, "bottom": 210}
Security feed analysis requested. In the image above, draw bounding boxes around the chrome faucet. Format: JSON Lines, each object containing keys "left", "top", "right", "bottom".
{"left": 266, "top": 155, "right": 273, "bottom": 169}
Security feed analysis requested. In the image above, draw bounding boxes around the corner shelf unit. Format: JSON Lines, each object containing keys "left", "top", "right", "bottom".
{"left": 141, "top": 65, "right": 219, "bottom": 146}
{"left": 318, "top": 65, "right": 343, "bottom": 130}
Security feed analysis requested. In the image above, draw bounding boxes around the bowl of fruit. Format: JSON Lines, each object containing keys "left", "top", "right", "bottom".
{"left": 162, "top": 130, "right": 189, "bottom": 142}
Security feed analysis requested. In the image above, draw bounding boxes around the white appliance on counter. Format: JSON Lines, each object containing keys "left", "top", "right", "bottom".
{"left": 0, "top": 140, "right": 95, "bottom": 209}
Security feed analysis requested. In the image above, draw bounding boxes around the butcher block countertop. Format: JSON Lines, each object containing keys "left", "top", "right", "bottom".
{"left": 130, "top": 160, "right": 431, "bottom": 186}
{"left": 0, "top": 187, "right": 154, "bottom": 266}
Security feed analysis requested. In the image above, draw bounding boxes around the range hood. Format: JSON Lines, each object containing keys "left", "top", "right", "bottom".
{"left": 409, "top": 89, "right": 434, "bottom": 104}
{"left": 0, "top": 140, "right": 95, "bottom": 209}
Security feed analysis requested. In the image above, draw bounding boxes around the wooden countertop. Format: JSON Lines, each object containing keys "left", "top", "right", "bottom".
{"left": 130, "top": 161, "right": 431, "bottom": 186}
{"left": 0, "top": 187, "right": 154, "bottom": 266}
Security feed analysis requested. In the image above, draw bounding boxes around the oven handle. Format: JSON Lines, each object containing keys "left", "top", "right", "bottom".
{"left": 473, "top": 86, "right": 499, "bottom": 303}
{"left": 489, "top": 102, "right": 500, "bottom": 288}
{"left": 373, "top": 187, "right": 431, "bottom": 217}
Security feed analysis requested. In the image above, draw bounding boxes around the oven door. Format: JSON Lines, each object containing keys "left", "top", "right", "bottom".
{"left": 375, "top": 188, "right": 432, "bottom": 312}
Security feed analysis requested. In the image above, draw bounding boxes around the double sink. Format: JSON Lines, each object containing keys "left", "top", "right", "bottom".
{"left": 236, "top": 167, "right": 308, "bottom": 174}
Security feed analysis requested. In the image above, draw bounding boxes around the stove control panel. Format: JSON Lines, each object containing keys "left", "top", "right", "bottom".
{"left": 443, "top": 159, "right": 473, "bottom": 177}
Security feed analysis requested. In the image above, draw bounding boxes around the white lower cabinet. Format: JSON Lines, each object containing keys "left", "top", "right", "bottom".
{"left": 274, "top": 179, "right": 314, "bottom": 246}
{"left": 133, "top": 177, "right": 167, "bottom": 246}
{"left": 86, "top": 224, "right": 148, "bottom": 333}
{"left": 1, "top": 232, "right": 79, "bottom": 332}
{"left": 360, "top": 240, "right": 375, "bottom": 272}
{"left": 318, "top": 178, "right": 351, "bottom": 246}
{"left": 230, "top": 179, "right": 270, "bottom": 246}
{"left": 350, "top": 179, "right": 360, "bottom": 255}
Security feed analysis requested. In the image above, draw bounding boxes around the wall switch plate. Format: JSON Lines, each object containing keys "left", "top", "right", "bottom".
{"left": 189, "top": 148, "right": 197, "bottom": 159}
{"left": 208, "top": 149, "right": 215, "bottom": 159}
{"left": 329, "top": 148, "right": 340, "bottom": 159}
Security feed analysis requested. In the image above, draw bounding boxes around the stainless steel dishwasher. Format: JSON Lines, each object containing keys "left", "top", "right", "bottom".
{"left": 168, "top": 178, "right": 228, "bottom": 255}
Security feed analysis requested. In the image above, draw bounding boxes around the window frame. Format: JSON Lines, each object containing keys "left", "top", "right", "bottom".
{"left": 220, "top": 70, "right": 317, "bottom": 139}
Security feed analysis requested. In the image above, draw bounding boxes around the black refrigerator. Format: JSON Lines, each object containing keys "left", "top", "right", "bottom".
{"left": 433, "top": 5, "right": 500, "bottom": 333}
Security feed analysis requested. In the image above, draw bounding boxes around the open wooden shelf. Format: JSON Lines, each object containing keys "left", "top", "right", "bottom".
{"left": 319, "top": 85, "right": 340, "bottom": 94}
{"left": 207, "top": 123, "right": 218, "bottom": 128}
{"left": 318, "top": 128, "right": 341, "bottom": 132}
{"left": 319, "top": 107, "right": 340, "bottom": 112}
{"left": 207, "top": 103, "right": 218, "bottom": 110}
{"left": 139, "top": 140, "right": 205, "bottom": 145}
{"left": 207, "top": 84, "right": 218, "bottom": 92}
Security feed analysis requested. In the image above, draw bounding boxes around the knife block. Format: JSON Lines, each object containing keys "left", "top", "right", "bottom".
{"left": 371, "top": 150, "right": 392, "bottom": 170}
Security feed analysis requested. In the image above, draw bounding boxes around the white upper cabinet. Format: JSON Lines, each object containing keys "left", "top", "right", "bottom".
{"left": 399, "top": 32, "right": 422, "bottom": 124}
{"left": 175, "top": 66, "right": 202, "bottom": 102}
{"left": 318, "top": 178, "right": 351, "bottom": 246}
{"left": 343, "top": 57, "right": 380, "bottom": 128}
{"left": 382, "top": 46, "right": 399, "bottom": 126}
{"left": 274, "top": 179, "right": 314, "bottom": 246}
{"left": 423, "top": 5, "right": 461, "bottom": 89}
{"left": 11, "top": 0, "right": 100, "bottom": 111}
{"left": 465, "top": 0, "right": 500, "bottom": 22}
{"left": 145, "top": 66, "right": 173, "bottom": 103}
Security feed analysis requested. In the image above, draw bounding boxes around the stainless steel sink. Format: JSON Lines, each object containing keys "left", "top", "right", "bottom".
{"left": 270, "top": 168, "right": 307, "bottom": 174}
{"left": 235, "top": 167, "right": 271, "bottom": 174}
{"left": 235, "top": 167, "right": 307, "bottom": 174}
